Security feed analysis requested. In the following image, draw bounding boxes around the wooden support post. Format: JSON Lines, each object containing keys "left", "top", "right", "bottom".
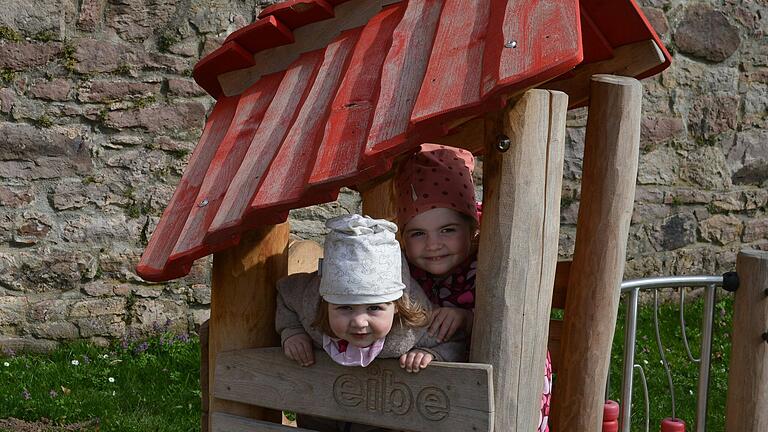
{"left": 470, "top": 89, "right": 568, "bottom": 432}
{"left": 551, "top": 75, "right": 642, "bottom": 431}
{"left": 360, "top": 175, "right": 396, "bottom": 221}
{"left": 726, "top": 250, "right": 768, "bottom": 431}
{"left": 208, "top": 223, "right": 289, "bottom": 430}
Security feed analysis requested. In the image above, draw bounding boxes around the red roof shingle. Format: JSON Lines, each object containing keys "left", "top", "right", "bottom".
{"left": 138, "top": 0, "right": 671, "bottom": 281}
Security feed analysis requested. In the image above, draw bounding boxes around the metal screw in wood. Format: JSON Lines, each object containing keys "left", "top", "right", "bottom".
{"left": 496, "top": 135, "right": 511, "bottom": 152}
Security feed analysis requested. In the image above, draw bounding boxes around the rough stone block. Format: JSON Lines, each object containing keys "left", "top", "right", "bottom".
{"left": 674, "top": 4, "right": 740, "bottom": 63}
{"left": 0, "top": 185, "right": 34, "bottom": 207}
{"left": 0, "top": 336, "right": 58, "bottom": 354}
{"left": 0, "top": 296, "right": 27, "bottom": 325}
{"left": 743, "top": 218, "right": 768, "bottom": 243}
{"left": 77, "top": 0, "right": 104, "bottom": 32}
{"left": 680, "top": 146, "right": 733, "bottom": 190}
{"left": 638, "top": 147, "right": 679, "bottom": 185}
{"left": 167, "top": 78, "right": 206, "bottom": 97}
{"left": 27, "top": 299, "right": 71, "bottom": 322}
{"left": 130, "top": 298, "right": 187, "bottom": 334}
{"left": 0, "top": 41, "right": 61, "bottom": 70}
{"left": 700, "top": 214, "right": 744, "bottom": 245}
{"left": 30, "top": 321, "right": 79, "bottom": 339}
{"left": 29, "top": 78, "right": 72, "bottom": 101}
{"left": 70, "top": 297, "right": 126, "bottom": 318}
{"left": 77, "top": 315, "right": 125, "bottom": 338}
{"left": 104, "top": 101, "right": 205, "bottom": 133}
{"left": 78, "top": 80, "right": 160, "bottom": 103}
{"left": 658, "top": 213, "right": 698, "bottom": 251}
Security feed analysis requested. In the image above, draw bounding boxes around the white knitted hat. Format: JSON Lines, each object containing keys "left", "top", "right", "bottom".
{"left": 318, "top": 214, "right": 404, "bottom": 305}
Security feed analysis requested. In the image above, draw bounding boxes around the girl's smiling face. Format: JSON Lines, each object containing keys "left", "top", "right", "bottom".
{"left": 328, "top": 302, "right": 396, "bottom": 348}
{"left": 403, "top": 207, "right": 474, "bottom": 277}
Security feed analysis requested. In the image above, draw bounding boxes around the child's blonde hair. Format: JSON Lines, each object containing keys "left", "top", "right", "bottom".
{"left": 312, "top": 292, "right": 429, "bottom": 338}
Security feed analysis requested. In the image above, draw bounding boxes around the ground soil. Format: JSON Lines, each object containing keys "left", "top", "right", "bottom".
{"left": 0, "top": 418, "right": 99, "bottom": 432}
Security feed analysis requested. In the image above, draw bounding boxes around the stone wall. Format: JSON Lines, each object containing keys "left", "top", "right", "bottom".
{"left": 0, "top": 0, "right": 765, "bottom": 351}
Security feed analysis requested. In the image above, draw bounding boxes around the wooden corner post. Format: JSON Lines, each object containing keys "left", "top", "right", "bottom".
{"left": 551, "top": 75, "right": 642, "bottom": 431}
{"left": 470, "top": 89, "right": 568, "bottom": 432}
{"left": 208, "top": 223, "right": 289, "bottom": 430}
{"left": 726, "top": 250, "right": 768, "bottom": 431}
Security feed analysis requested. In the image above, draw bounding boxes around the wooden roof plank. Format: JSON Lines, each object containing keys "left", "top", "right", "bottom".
{"left": 481, "top": 0, "right": 582, "bottom": 99}
{"left": 410, "top": 0, "right": 491, "bottom": 126}
{"left": 258, "top": 0, "right": 335, "bottom": 30}
{"left": 581, "top": 0, "right": 671, "bottom": 80}
{"left": 192, "top": 41, "right": 256, "bottom": 100}
{"left": 307, "top": 3, "right": 406, "bottom": 188}
{"left": 579, "top": 6, "right": 614, "bottom": 65}
{"left": 220, "top": 0, "right": 383, "bottom": 98}
{"left": 136, "top": 96, "right": 241, "bottom": 281}
{"left": 224, "top": 15, "right": 294, "bottom": 54}
{"left": 168, "top": 72, "right": 285, "bottom": 263}
{"left": 364, "top": 0, "right": 445, "bottom": 160}
{"left": 205, "top": 49, "right": 325, "bottom": 244}
{"left": 248, "top": 28, "right": 362, "bottom": 214}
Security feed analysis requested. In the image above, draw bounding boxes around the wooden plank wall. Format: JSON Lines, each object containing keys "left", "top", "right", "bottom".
{"left": 212, "top": 348, "right": 494, "bottom": 432}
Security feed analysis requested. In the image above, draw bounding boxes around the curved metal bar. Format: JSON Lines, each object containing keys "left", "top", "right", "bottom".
{"left": 621, "top": 275, "right": 724, "bottom": 292}
{"left": 618, "top": 275, "right": 725, "bottom": 429}
{"left": 654, "top": 290, "right": 677, "bottom": 419}
{"left": 620, "top": 288, "right": 639, "bottom": 432}
{"left": 634, "top": 364, "right": 650, "bottom": 432}
{"left": 679, "top": 288, "right": 701, "bottom": 363}
{"left": 695, "top": 284, "right": 716, "bottom": 432}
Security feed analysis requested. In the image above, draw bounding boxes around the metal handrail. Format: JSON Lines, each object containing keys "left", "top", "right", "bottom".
{"left": 618, "top": 275, "right": 725, "bottom": 432}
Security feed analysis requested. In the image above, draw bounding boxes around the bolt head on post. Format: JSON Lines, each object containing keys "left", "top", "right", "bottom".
{"left": 496, "top": 135, "right": 511, "bottom": 152}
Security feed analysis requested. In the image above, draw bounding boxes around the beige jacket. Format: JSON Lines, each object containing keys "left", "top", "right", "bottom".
{"left": 275, "top": 271, "right": 467, "bottom": 362}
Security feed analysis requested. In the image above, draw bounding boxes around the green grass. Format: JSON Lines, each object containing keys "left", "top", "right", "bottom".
{"left": 0, "top": 294, "right": 734, "bottom": 431}
{"left": 0, "top": 329, "right": 201, "bottom": 432}
{"left": 607, "top": 291, "right": 733, "bottom": 431}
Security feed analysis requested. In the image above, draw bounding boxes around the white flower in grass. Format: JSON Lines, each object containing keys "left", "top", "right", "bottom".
{"left": 71, "top": 360, "right": 80, "bottom": 366}
{"left": 108, "top": 377, "right": 115, "bottom": 383}
{"left": 102, "top": 354, "right": 109, "bottom": 359}
{"left": 3, "top": 362, "right": 9, "bottom": 367}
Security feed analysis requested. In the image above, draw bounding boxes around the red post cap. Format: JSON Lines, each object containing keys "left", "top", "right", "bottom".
{"left": 660, "top": 417, "right": 686, "bottom": 432}
{"left": 603, "top": 400, "right": 620, "bottom": 432}
{"left": 604, "top": 400, "right": 620, "bottom": 421}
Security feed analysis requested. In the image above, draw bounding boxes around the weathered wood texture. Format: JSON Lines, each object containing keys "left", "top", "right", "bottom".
{"left": 470, "top": 89, "right": 567, "bottom": 432}
{"left": 366, "top": 0, "right": 444, "bottom": 157}
{"left": 214, "top": 347, "right": 494, "bottom": 432}
{"left": 251, "top": 27, "right": 361, "bottom": 213}
{"left": 213, "top": 412, "right": 315, "bottom": 432}
{"left": 288, "top": 240, "right": 324, "bottom": 275}
{"left": 209, "top": 52, "right": 323, "bottom": 242}
{"left": 208, "top": 223, "right": 289, "bottom": 430}
{"left": 360, "top": 175, "right": 397, "bottom": 222}
{"left": 551, "top": 75, "right": 642, "bottom": 432}
{"left": 726, "top": 250, "right": 768, "bottom": 432}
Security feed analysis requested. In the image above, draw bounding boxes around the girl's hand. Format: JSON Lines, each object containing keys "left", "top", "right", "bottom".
{"left": 283, "top": 333, "right": 315, "bottom": 367}
{"left": 429, "top": 307, "right": 474, "bottom": 342}
{"left": 399, "top": 349, "right": 434, "bottom": 373}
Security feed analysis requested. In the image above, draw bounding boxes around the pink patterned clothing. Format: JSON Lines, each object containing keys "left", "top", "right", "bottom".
{"left": 411, "top": 253, "right": 553, "bottom": 432}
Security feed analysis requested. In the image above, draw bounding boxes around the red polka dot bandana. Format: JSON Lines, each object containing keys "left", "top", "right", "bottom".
{"left": 395, "top": 144, "right": 478, "bottom": 227}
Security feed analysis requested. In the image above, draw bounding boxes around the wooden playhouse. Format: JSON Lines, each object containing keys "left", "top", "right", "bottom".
{"left": 135, "top": 0, "right": 690, "bottom": 430}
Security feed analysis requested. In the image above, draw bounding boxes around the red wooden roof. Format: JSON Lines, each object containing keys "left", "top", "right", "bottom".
{"left": 138, "top": 0, "right": 671, "bottom": 281}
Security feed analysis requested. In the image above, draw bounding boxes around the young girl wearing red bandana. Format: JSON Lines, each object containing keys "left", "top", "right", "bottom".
{"left": 395, "top": 144, "right": 553, "bottom": 432}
